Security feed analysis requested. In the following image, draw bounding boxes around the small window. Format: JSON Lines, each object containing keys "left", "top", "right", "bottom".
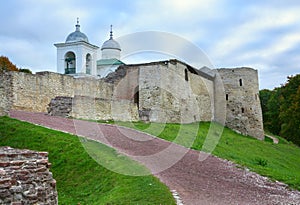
{"left": 239, "top": 79, "right": 243, "bottom": 86}
{"left": 226, "top": 94, "right": 228, "bottom": 101}
{"left": 241, "top": 108, "right": 245, "bottom": 113}
{"left": 184, "top": 69, "right": 188, "bottom": 81}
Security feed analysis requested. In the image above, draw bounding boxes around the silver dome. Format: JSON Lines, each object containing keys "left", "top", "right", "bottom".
{"left": 101, "top": 26, "right": 121, "bottom": 51}
{"left": 66, "top": 23, "right": 89, "bottom": 43}
{"left": 101, "top": 39, "right": 121, "bottom": 51}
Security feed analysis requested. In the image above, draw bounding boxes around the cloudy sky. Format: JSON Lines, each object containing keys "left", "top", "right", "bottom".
{"left": 1, "top": 0, "right": 300, "bottom": 89}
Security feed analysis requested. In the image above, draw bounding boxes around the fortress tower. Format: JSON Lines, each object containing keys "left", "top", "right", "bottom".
{"left": 217, "top": 68, "right": 264, "bottom": 139}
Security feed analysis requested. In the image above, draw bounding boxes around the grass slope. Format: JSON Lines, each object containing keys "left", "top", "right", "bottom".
{"left": 0, "top": 117, "right": 175, "bottom": 205}
{"left": 114, "top": 121, "right": 300, "bottom": 190}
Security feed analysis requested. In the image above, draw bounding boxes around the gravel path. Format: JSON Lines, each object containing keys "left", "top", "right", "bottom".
{"left": 9, "top": 110, "right": 300, "bottom": 205}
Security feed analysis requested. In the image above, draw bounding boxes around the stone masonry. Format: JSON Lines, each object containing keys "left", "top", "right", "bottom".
{"left": 0, "top": 72, "right": 13, "bottom": 116}
{"left": 47, "top": 96, "right": 73, "bottom": 117}
{"left": 217, "top": 68, "right": 264, "bottom": 139}
{"left": 0, "top": 146, "right": 58, "bottom": 205}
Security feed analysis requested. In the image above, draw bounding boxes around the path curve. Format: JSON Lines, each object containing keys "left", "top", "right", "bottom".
{"left": 9, "top": 110, "right": 300, "bottom": 205}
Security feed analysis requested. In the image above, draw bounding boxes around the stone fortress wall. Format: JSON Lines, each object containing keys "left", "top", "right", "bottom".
{"left": 0, "top": 72, "right": 13, "bottom": 116}
{"left": 137, "top": 60, "right": 213, "bottom": 123}
{"left": 0, "top": 60, "right": 264, "bottom": 139}
{"left": 0, "top": 146, "right": 58, "bottom": 205}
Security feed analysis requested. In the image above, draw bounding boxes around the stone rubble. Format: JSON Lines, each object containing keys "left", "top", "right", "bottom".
{"left": 171, "top": 189, "right": 184, "bottom": 205}
{"left": 0, "top": 146, "right": 58, "bottom": 205}
{"left": 47, "top": 96, "right": 73, "bottom": 117}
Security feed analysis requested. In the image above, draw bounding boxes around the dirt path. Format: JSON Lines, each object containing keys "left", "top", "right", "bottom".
{"left": 265, "top": 134, "right": 279, "bottom": 144}
{"left": 9, "top": 110, "right": 300, "bottom": 205}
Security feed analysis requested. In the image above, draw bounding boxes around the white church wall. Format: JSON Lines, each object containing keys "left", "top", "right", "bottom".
{"left": 102, "top": 49, "right": 120, "bottom": 60}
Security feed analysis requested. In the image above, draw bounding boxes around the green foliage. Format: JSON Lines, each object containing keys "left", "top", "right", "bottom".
{"left": 0, "top": 117, "right": 175, "bottom": 205}
{"left": 114, "top": 121, "right": 300, "bottom": 190}
{"left": 0, "top": 56, "right": 18, "bottom": 72}
{"left": 254, "top": 157, "right": 268, "bottom": 167}
{"left": 259, "top": 89, "right": 272, "bottom": 122}
{"left": 260, "top": 74, "right": 300, "bottom": 145}
{"left": 279, "top": 75, "right": 300, "bottom": 145}
{"left": 19, "top": 68, "right": 32, "bottom": 74}
{"left": 0, "top": 56, "right": 32, "bottom": 74}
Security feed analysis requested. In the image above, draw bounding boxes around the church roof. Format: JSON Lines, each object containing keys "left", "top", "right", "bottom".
{"left": 101, "top": 25, "right": 121, "bottom": 51}
{"left": 97, "top": 58, "right": 124, "bottom": 66}
{"left": 66, "top": 19, "right": 89, "bottom": 43}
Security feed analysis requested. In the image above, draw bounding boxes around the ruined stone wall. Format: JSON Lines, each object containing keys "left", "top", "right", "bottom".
{"left": 138, "top": 61, "right": 213, "bottom": 123}
{"left": 71, "top": 96, "right": 139, "bottom": 121}
{"left": 10, "top": 71, "right": 74, "bottom": 112}
{"left": 217, "top": 68, "right": 264, "bottom": 140}
{"left": 213, "top": 72, "right": 227, "bottom": 124}
{"left": 0, "top": 146, "right": 57, "bottom": 205}
{"left": 1, "top": 71, "right": 114, "bottom": 118}
{"left": 70, "top": 66, "right": 139, "bottom": 121}
{"left": 0, "top": 65, "right": 264, "bottom": 139}
{"left": 189, "top": 70, "right": 214, "bottom": 122}
{"left": 47, "top": 96, "right": 73, "bottom": 117}
{"left": 109, "top": 66, "right": 139, "bottom": 101}
{"left": 0, "top": 72, "right": 13, "bottom": 116}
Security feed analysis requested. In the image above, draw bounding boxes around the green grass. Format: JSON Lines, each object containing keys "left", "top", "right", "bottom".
{"left": 0, "top": 117, "right": 175, "bottom": 205}
{"left": 111, "top": 121, "right": 300, "bottom": 191}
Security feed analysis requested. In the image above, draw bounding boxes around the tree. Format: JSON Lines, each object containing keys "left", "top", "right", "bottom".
{"left": 279, "top": 75, "right": 300, "bottom": 144}
{"left": 19, "top": 68, "right": 32, "bottom": 74}
{"left": 266, "top": 88, "right": 282, "bottom": 135}
{"left": 0, "top": 56, "right": 32, "bottom": 74}
{"left": 0, "top": 56, "right": 19, "bottom": 72}
{"left": 259, "top": 89, "right": 272, "bottom": 124}
{"left": 260, "top": 74, "right": 300, "bottom": 146}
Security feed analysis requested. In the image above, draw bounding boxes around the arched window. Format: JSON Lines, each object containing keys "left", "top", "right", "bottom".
{"left": 226, "top": 94, "right": 229, "bottom": 101}
{"left": 241, "top": 107, "right": 245, "bottom": 113}
{"left": 184, "top": 69, "right": 188, "bottom": 81}
{"left": 64, "top": 52, "right": 76, "bottom": 74}
{"left": 86, "top": 53, "right": 92, "bottom": 74}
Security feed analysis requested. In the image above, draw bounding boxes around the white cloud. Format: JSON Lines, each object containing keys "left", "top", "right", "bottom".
{"left": 1, "top": 0, "right": 300, "bottom": 89}
{"left": 211, "top": 6, "right": 300, "bottom": 58}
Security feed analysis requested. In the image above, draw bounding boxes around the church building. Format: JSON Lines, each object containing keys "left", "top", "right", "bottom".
{"left": 54, "top": 19, "right": 124, "bottom": 77}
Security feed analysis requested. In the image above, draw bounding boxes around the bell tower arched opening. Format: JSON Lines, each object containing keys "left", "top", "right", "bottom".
{"left": 86, "top": 53, "right": 92, "bottom": 74}
{"left": 64, "top": 52, "right": 76, "bottom": 74}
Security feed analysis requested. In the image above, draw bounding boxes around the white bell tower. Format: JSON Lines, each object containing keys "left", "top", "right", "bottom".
{"left": 54, "top": 19, "right": 99, "bottom": 76}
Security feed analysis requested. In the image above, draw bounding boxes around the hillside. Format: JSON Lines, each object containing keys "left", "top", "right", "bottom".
{"left": 5, "top": 110, "right": 300, "bottom": 204}
{"left": 0, "top": 116, "right": 176, "bottom": 205}
{"left": 115, "top": 121, "right": 300, "bottom": 191}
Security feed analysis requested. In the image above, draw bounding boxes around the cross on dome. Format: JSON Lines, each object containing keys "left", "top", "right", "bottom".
{"left": 65, "top": 17, "right": 89, "bottom": 43}
{"left": 75, "top": 17, "right": 80, "bottom": 31}
{"left": 110, "top": 25, "right": 113, "bottom": 39}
